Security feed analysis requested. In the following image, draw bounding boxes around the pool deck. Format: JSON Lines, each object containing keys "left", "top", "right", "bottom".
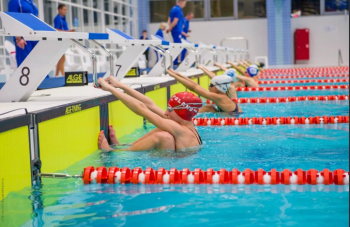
{"left": 0, "top": 66, "right": 224, "bottom": 120}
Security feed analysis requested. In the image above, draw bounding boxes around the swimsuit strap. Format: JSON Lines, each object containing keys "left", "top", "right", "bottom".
{"left": 189, "top": 127, "right": 202, "bottom": 145}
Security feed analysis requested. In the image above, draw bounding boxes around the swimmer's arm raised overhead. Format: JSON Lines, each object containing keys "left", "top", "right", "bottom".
{"left": 167, "top": 69, "right": 221, "bottom": 102}
{"left": 227, "top": 61, "right": 246, "bottom": 75}
{"left": 98, "top": 78, "right": 184, "bottom": 137}
{"left": 198, "top": 65, "right": 217, "bottom": 79}
{"left": 236, "top": 75, "right": 259, "bottom": 88}
{"left": 239, "top": 61, "right": 250, "bottom": 69}
{"left": 214, "top": 63, "right": 229, "bottom": 72}
{"left": 105, "top": 76, "right": 166, "bottom": 118}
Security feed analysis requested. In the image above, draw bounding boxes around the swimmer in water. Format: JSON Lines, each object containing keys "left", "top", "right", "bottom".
{"left": 216, "top": 62, "right": 260, "bottom": 88}
{"left": 198, "top": 65, "right": 239, "bottom": 99}
{"left": 166, "top": 69, "right": 243, "bottom": 115}
{"left": 97, "top": 76, "right": 203, "bottom": 152}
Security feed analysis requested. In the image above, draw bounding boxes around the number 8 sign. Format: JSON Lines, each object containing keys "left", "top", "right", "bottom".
{"left": 20, "top": 67, "right": 30, "bottom": 86}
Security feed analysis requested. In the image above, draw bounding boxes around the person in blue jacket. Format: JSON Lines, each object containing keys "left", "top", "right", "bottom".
{"left": 181, "top": 12, "right": 194, "bottom": 62}
{"left": 154, "top": 23, "right": 167, "bottom": 63}
{"left": 167, "top": 0, "right": 187, "bottom": 65}
{"left": 8, "top": 0, "right": 39, "bottom": 67}
{"left": 155, "top": 23, "right": 167, "bottom": 39}
{"left": 54, "top": 4, "right": 75, "bottom": 77}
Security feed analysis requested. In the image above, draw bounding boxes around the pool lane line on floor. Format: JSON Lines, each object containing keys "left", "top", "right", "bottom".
{"left": 193, "top": 115, "right": 349, "bottom": 126}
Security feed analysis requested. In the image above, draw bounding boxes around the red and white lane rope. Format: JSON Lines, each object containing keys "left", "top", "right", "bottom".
{"left": 206, "top": 95, "right": 349, "bottom": 105}
{"left": 260, "top": 75, "right": 349, "bottom": 79}
{"left": 236, "top": 85, "right": 349, "bottom": 92}
{"left": 83, "top": 167, "right": 349, "bottom": 186}
{"left": 258, "top": 79, "right": 349, "bottom": 84}
{"left": 192, "top": 116, "right": 349, "bottom": 126}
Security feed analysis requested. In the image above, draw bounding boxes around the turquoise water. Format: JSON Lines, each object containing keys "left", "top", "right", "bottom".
{"left": 199, "top": 101, "right": 349, "bottom": 118}
{"left": 13, "top": 78, "right": 350, "bottom": 227}
{"left": 21, "top": 124, "right": 349, "bottom": 227}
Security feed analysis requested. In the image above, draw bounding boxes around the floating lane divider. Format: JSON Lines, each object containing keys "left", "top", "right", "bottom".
{"left": 260, "top": 75, "right": 349, "bottom": 79}
{"left": 236, "top": 85, "right": 349, "bottom": 92}
{"left": 206, "top": 95, "right": 349, "bottom": 105}
{"left": 258, "top": 79, "right": 349, "bottom": 84}
{"left": 192, "top": 116, "right": 349, "bottom": 126}
{"left": 83, "top": 167, "right": 349, "bottom": 186}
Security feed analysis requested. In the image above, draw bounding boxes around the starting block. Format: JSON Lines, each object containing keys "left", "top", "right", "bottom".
{"left": 104, "top": 29, "right": 169, "bottom": 81}
{"left": 148, "top": 35, "right": 195, "bottom": 77}
{"left": 0, "top": 12, "right": 109, "bottom": 102}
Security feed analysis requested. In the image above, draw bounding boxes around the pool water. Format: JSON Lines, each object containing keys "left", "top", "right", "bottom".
{"left": 3, "top": 76, "right": 349, "bottom": 227}
{"left": 18, "top": 124, "right": 349, "bottom": 227}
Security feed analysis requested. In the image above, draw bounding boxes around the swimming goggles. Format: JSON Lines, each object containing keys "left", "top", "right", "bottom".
{"left": 167, "top": 103, "right": 202, "bottom": 112}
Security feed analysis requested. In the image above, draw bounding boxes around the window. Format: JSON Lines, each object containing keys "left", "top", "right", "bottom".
{"left": 210, "top": 0, "right": 234, "bottom": 18}
{"left": 292, "top": 0, "right": 321, "bottom": 16}
{"left": 150, "top": 0, "right": 177, "bottom": 23}
{"left": 183, "top": 1, "right": 205, "bottom": 19}
{"left": 325, "top": 0, "right": 349, "bottom": 12}
{"left": 238, "top": 0, "right": 266, "bottom": 18}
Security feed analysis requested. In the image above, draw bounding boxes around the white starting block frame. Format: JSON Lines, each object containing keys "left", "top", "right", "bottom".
{"left": 198, "top": 42, "right": 218, "bottom": 67}
{"left": 176, "top": 40, "right": 216, "bottom": 72}
{"left": 0, "top": 12, "right": 110, "bottom": 102}
{"left": 147, "top": 35, "right": 195, "bottom": 77}
{"left": 103, "top": 29, "right": 169, "bottom": 81}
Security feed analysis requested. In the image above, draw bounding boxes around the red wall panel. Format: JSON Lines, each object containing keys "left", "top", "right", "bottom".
{"left": 295, "top": 29, "right": 310, "bottom": 62}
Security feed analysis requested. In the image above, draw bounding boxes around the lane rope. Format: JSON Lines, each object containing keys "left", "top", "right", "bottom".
{"left": 83, "top": 167, "right": 350, "bottom": 186}
{"left": 192, "top": 116, "right": 350, "bottom": 126}
{"left": 260, "top": 75, "right": 349, "bottom": 79}
{"left": 236, "top": 85, "right": 349, "bottom": 92}
{"left": 258, "top": 79, "right": 349, "bottom": 84}
{"left": 206, "top": 95, "right": 349, "bottom": 105}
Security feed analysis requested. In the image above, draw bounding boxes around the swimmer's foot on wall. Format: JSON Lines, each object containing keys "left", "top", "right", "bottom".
{"left": 109, "top": 125, "right": 120, "bottom": 145}
{"left": 98, "top": 131, "right": 113, "bottom": 152}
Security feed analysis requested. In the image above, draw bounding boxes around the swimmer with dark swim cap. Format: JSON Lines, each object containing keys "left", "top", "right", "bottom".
{"left": 167, "top": 69, "right": 243, "bottom": 115}
{"left": 216, "top": 62, "right": 260, "bottom": 88}
{"left": 97, "top": 77, "right": 203, "bottom": 152}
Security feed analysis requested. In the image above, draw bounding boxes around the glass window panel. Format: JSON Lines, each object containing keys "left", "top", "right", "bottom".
{"left": 238, "top": 0, "right": 266, "bottom": 19}
{"left": 292, "top": 0, "right": 321, "bottom": 16}
{"left": 210, "top": 0, "right": 234, "bottom": 18}
{"left": 43, "top": 0, "right": 57, "bottom": 26}
{"left": 325, "top": 0, "right": 349, "bottom": 12}
{"left": 183, "top": 1, "right": 205, "bottom": 19}
{"left": 150, "top": 0, "right": 176, "bottom": 23}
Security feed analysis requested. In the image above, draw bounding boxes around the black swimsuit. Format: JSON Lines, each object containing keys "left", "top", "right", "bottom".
{"left": 216, "top": 99, "right": 241, "bottom": 115}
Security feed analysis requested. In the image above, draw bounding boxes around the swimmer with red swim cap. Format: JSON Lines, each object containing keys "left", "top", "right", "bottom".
{"left": 166, "top": 69, "right": 243, "bottom": 115}
{"left": 97, "top": 76, "right": 203, "bottom": 152}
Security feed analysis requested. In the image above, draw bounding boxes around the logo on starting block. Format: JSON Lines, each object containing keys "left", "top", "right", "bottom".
{"left": 125, "top": 67, "right": 140, "bottom": 78}
{"left": 65, "top": 71, "right": 88, "bottom": 86}
{"left": 65, "top": 104, "right": 82, "bottom": 115}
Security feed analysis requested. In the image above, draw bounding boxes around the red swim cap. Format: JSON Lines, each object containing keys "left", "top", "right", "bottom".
{"left": 168, "top": 92, "right": 203, "bottom": 121}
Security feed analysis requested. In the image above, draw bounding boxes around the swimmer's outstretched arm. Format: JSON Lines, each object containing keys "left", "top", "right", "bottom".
{"left": 227, "top": 62, "right": 246, "bottom": 75}
{"left": 105, "top": 76, "right": 166, "bottom": 118}
{"left": 98, "top": 78, "right": 184, "bottom": 137}
{"left": 236, "top": 75, "right": 259, "bottom": 88}
{"left": 198, "top": 65, "right": 217, "bottom": 79}
{"left": 167, "top": 69, "right": 221, "bottom": 102}
{"left": 239, "top": 61, "right": 250, "bottom": 69}
{"left": 214, "top": 63, "right": 229, "bottom": 72}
